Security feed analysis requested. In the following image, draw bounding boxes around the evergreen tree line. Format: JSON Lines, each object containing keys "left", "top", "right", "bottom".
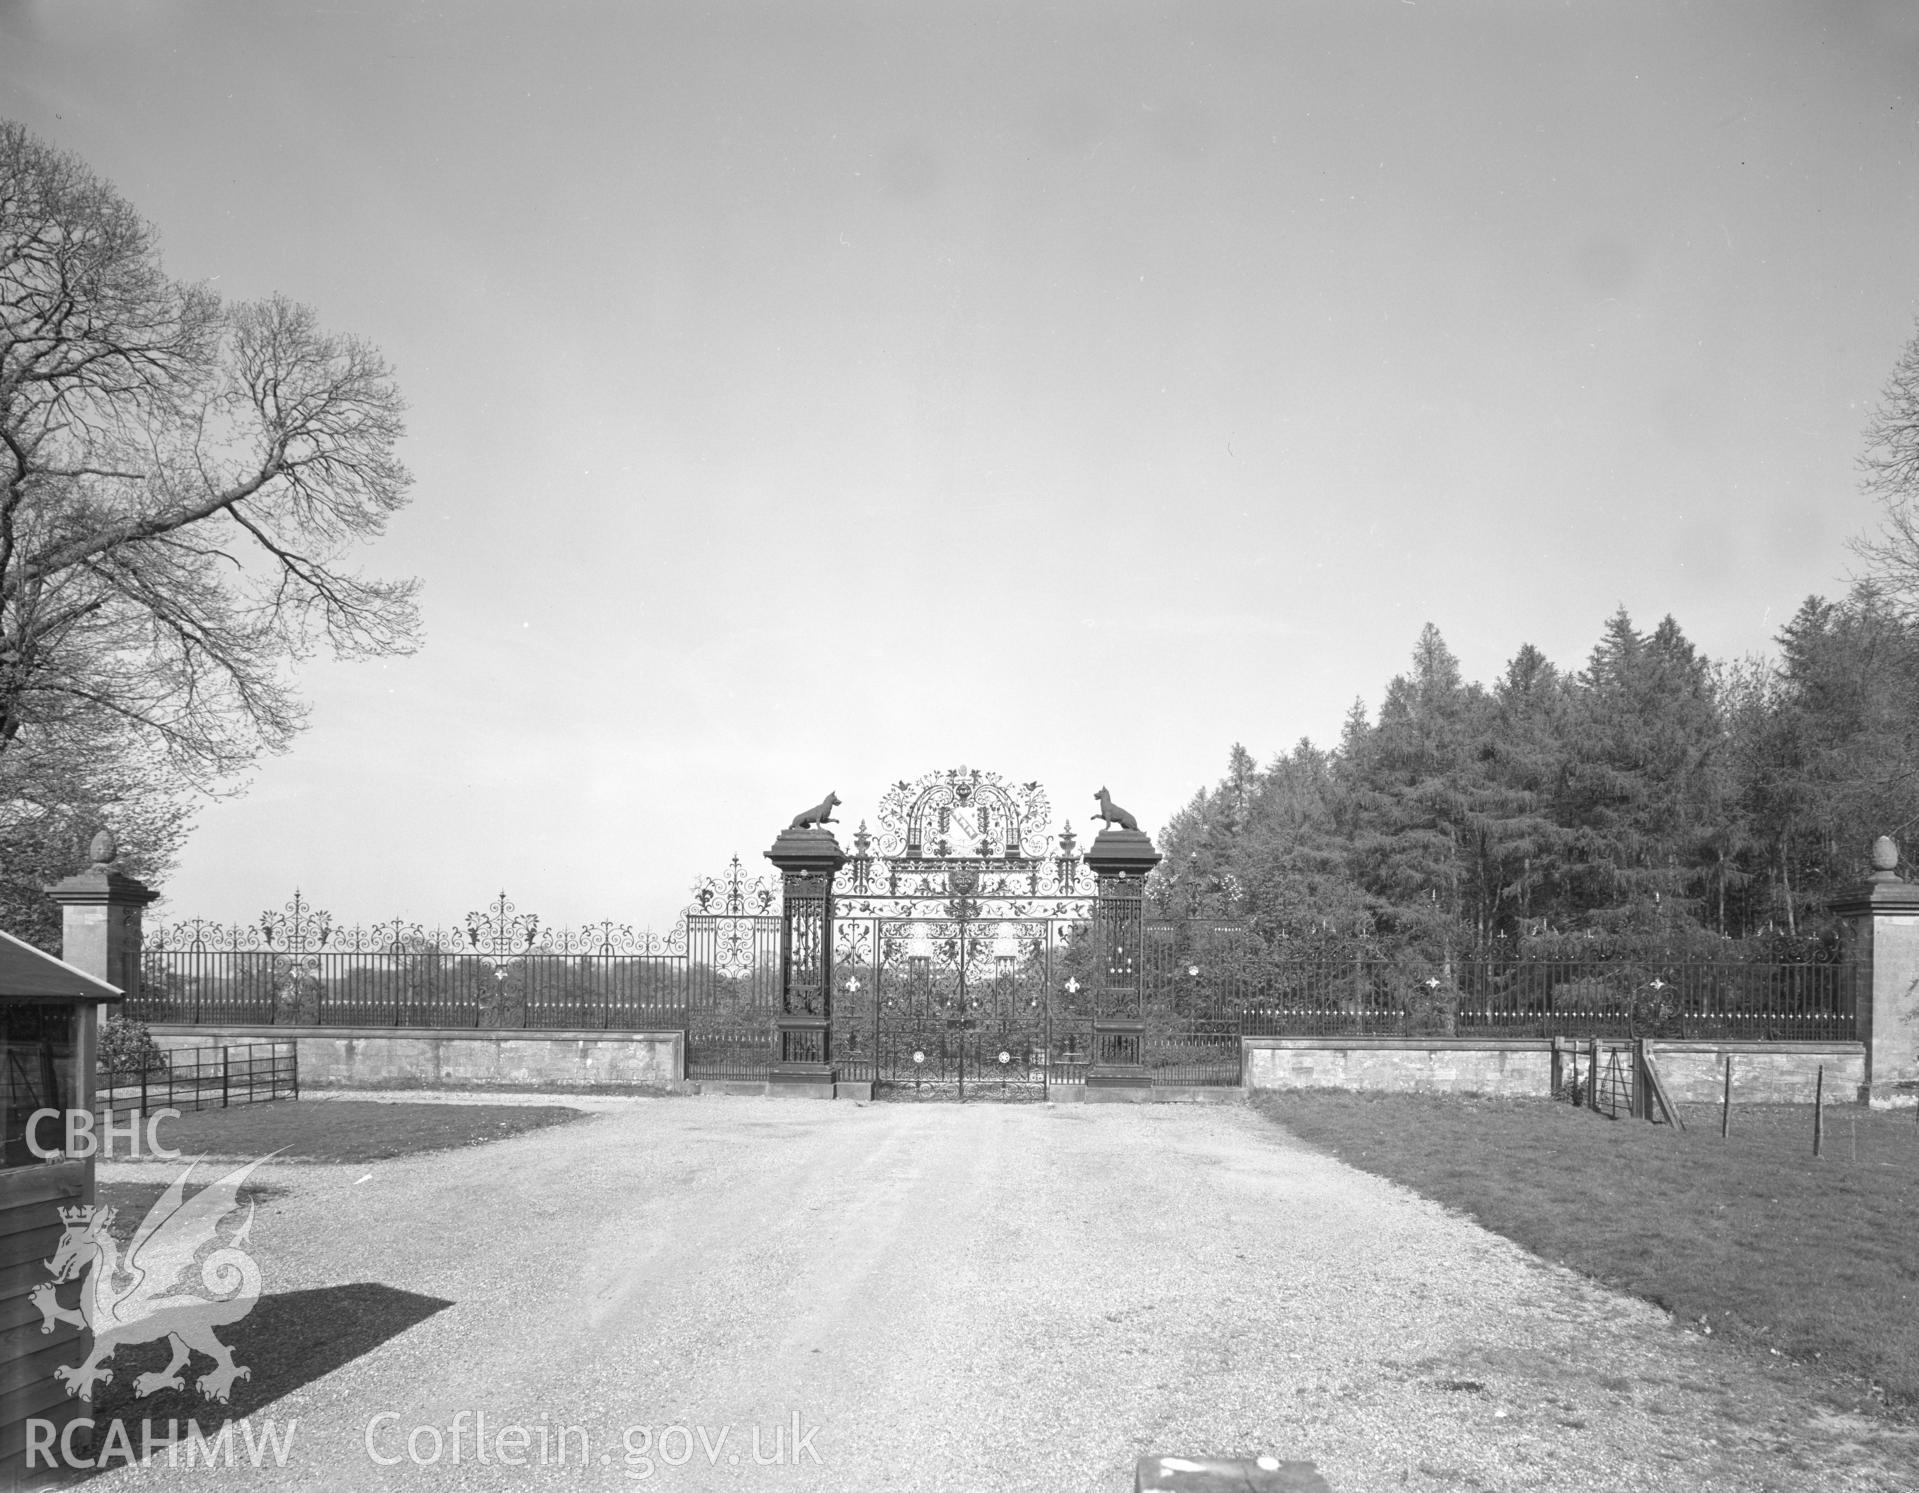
{"left": 1153, "top": 591, "right": 1919, "bottom": 965}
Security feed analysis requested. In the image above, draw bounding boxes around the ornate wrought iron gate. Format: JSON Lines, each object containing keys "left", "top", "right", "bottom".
{"left": 829, "top": 770, "right": 1099, "bottom": 1099}
{"left": 832, "top": 911, "right": 1092, "bottom": 1098}
{"left": 136, "top": 767, "right": 1245, "bottom": 1093}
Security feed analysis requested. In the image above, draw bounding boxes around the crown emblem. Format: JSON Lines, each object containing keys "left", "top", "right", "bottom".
{"left": 58, "top": 1206, "right": 91, "bottom": 1226}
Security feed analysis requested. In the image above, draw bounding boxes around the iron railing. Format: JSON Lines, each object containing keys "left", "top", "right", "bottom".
{"left": 96, "top": 1041, "right": 299, "bottom": 1119}
{"left": 134, "top": 869, "right": 1856, "bottom": 1099}
{"left": 135, "top": 951, "right": 1854, "bottom": 1054}
{"left": 135, "top": 949, "right": 727, "bottom": 1030}
{"left": 132, "top": 876, "right": 782, "bottom": 1043}
{"left": 1233, "top": 959, "right": 1854, "bottom": 1041}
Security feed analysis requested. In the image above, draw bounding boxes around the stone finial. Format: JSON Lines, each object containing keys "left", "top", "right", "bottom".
{"left": 88, "top": 829, "right": 117, "bottom": 865}
{"left": 1873, "top": 835, "right": 1901, "bottom": 879}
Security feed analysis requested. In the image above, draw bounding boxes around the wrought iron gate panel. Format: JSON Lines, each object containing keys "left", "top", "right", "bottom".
{"left": 883, "top": 918, "right": 967, "bottom": 1092}
{"left": 832, "top": 913, "right": 1101, "bottom": 1097}
{"left": 826, "top": 768, "right": 1098, "bottom": 1100}
{"left": 1047, "top": 918, "right": 1099, "bottom": 1087}
{"left": 681, "top": 860, "right": 782, "bottom": 1082}
{"left": 850, "top": 917, "right": 1036, "bottom": 1098}
{"left": 1141, "top": 920, "right": 1248, "bottom": 1086}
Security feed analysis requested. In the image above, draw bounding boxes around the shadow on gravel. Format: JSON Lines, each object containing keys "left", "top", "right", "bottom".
{"left": 69, "top": 1283, "right": 454, "bottom": 1459}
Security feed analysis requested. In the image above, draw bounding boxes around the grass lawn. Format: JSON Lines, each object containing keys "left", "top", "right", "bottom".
{"left": 1252, "top": 1090, "right": 1919, "bottom": 1416}
{"left": 139, "top": 1098, "right": 589, "bottom": 1163}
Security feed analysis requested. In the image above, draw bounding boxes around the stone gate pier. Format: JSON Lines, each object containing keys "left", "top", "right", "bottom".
{"left": 1831, "top": 834, "right": 1919, "bottom": 1107}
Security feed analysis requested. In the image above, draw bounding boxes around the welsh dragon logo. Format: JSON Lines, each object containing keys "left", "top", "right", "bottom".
{"left": 31, "top": 1156, "right": 270, "bottom": 1404}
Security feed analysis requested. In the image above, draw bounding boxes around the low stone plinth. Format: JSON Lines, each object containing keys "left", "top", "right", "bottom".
{"left": 145, "top": 1024, "right": 684, "bottom": 1091}
{"left": 763, "top": 1080, "right": 836, "bottom": 1100}
{"left": 1241, "top": 1036, "right": 1867, "bottom": 1104}
{"left": 1242, "top": 1038, "right": 1553, "bottom": 1097}
{"left": 1642, "top": 1042, "right": 1865, "bottom": 1104}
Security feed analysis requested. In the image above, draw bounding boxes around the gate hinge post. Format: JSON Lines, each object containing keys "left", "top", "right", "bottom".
{"left": 765, "top": 823, "right": 848, "bottom": 1095}
{"left": 1084, "top": 817, "right": 1162, "bottom": 1091}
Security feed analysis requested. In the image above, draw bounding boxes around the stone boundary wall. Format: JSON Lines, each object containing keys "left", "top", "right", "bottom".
{"left": 143, "top": 1024, "right": 685, "bottom": 1092}
{"left": 1242, "top": 1037, "right": 1868, "bottom": 1105}
{"left": 1649, "top": 1041, "right": 1866, "bottom": 1105}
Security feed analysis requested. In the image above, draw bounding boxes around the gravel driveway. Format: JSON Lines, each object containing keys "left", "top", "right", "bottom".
{"left": 76, "top": 1096, "right": 1917, "bottom": 1492}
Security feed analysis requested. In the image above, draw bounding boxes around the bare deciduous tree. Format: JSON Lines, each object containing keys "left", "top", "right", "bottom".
{"left": 1854, "top": 320, "right": 1919, "bottom": 610}
{"left": 0, "top": 705, "right": 193, "bottom": 949}
{"left": 0, "top": 120, "right": 419, "bottom": 786}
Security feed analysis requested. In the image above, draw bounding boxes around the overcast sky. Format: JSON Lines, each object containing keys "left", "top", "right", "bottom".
{"left": 4, "top": 1, "right": 1918, "bottom": 933}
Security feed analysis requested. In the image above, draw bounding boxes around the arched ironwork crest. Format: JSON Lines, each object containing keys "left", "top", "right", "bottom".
{"left": 871, "top": 766, "right": 1056, "bottom": 862}
{"left": 835, "top": 766, "right": 1094, "bottom": 920}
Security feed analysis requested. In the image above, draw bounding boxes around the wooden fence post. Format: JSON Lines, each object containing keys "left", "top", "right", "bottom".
{"left": 1721, "top": 1054, "right": 1733, "bottom": 1140}
{"left": 1813, "top": 1063, "right": 1824, "bottom": 1157}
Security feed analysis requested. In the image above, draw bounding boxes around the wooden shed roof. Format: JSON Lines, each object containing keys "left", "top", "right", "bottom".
{"left": 0, "top": 929, "right": 121, "bottom": 1001}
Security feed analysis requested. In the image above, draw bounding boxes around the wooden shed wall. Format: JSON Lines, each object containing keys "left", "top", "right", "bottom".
{"left": 0, "top": 1161, "right": 90, "bottom": 1476}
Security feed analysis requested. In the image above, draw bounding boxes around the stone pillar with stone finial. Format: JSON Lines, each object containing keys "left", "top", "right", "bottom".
{"left": 764, "top": 817, "right": 848, "bottom": 1096}
{"left": 46, "top": 830, "right": 160, "bottom": 1010}
{"left": 1083, "top": 805, "right": 1162, "bottom": 1090}
{"left": 1829, "top": 834, "right": 1919, "bottom": 1108}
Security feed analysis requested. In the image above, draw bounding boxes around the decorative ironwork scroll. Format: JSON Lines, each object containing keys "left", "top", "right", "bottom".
{"left": 463, "top": 892, "right": 538, "bottom": 957}
{"left": 763, "top": 824, "right": 847, "bottom": 1079}
{"left": 141, "top": 870, "right": 763, "bottom": 1036}
{"left": 260, "top": 892, "right": 332, "bottom": 953}
{"left": 1080, "top": 821, "right": 1163, "bottom": 1084}
{"left": 691, "top": 856, "right": 778, "bottom": 978}
{"left": 692, "top": 856, "right": 778, "bottom": 918}
{"left": 876, "top": 766, "right": 1053, "bottom": 859}
{"left": 1094, "top": 867, "right": 1149, "bottom": 1067}
{"left": 835, "top": 767, "right": 1094, "bottom": 920}
{"left": 149, "top": 890, "right": 704, "bottom": 962}
{"left": 1098, "top": 876, "right": 1145, "bottom": 1004}
{"left": 779, "top": 869, "right": 833, "bottom": 1018}
{"left": 823, "top": 768, "right": 1100, "bottom": 1094}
